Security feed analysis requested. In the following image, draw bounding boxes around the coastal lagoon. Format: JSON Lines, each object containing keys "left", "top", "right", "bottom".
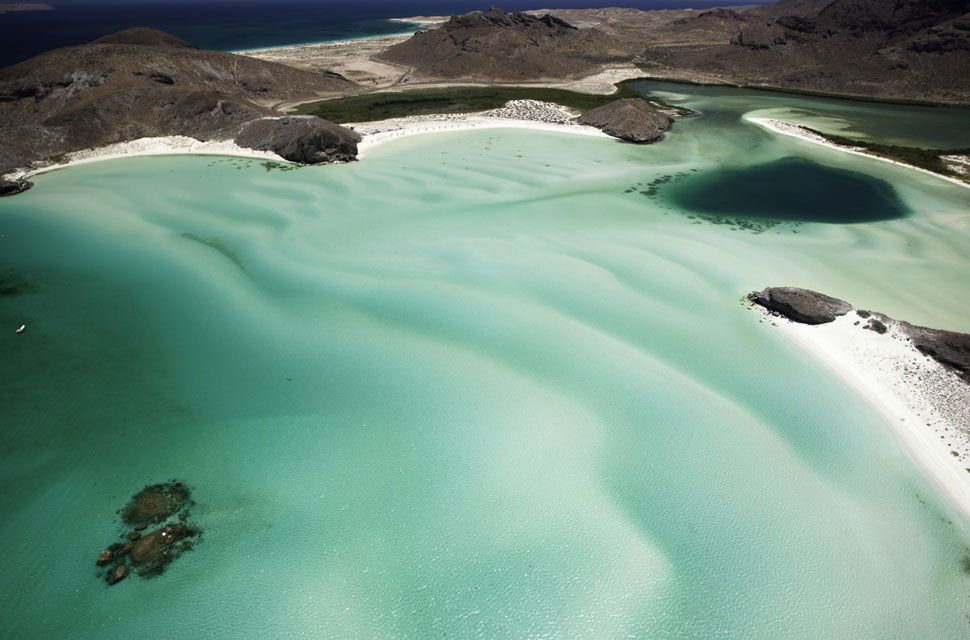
{"left": 2, "top": 85, "right": 970, "bottom": 638}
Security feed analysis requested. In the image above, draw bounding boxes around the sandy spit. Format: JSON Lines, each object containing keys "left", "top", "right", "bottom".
{"left": 745, "top": 116, "right": 970, "bottom": 190}
{"left": 756, "top": 308, "right": 970, "bottom": 519}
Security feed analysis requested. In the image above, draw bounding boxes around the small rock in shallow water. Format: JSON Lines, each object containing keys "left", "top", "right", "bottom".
{"left": 106, "top": 564, "right": 128, "bottom": 586}
{"left": 131, "top": 524, "right": 195, "bottom": 576}
{"left": 122, "top": 483, "right": 190, "bottom": 526}
{"left": 97, "top": 480, "right": 200, "bottom": 585}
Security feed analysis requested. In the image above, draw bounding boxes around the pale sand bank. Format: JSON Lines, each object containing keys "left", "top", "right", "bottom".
{"left": 3, "top": 136, "right": 289, "bottom": 183}
{"left": 387, "top": 16, "right": 449, "bottom": 25}
{"left": 349, "top": 100, "right": 611, "bottom": 157}
{"left": 746, "top": 116, "right": 970, "bottom": 190}
{"left": 756, "top": 308, "right": 970, "bottom": 518}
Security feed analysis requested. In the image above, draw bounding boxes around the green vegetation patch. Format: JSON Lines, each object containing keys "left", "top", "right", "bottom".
{"left": 804, "top": 128, "right": 970, "bottom": 178}
{"left": 293, "top": 83, "right": 644, "bottom": 123}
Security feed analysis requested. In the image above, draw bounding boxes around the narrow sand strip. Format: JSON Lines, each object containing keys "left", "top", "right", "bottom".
{"left": 3, "top": 136, "right": 289, "bottom": 183}
{"left": 353, "top": 117, "right": 610, "bottom": 157}
{"left": 745, "top": 116, "right": 970, "bottom": 190}
{"left": 350, "top": 100, "right": 611, "bottom": 157}
{"left": 758, "top": 310, "right": 970, "bottom": 518}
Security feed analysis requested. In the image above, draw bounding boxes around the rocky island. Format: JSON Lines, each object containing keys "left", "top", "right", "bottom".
{"left": 97, "top": 481, "right": 200, "bottom": 586}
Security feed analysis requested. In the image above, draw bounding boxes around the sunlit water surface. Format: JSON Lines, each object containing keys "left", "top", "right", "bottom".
{"left": 2, "top": 84, "right": 970, "bottom": 638}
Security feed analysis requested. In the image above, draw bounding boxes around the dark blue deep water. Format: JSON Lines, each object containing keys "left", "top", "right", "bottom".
{"left": 0, "top": 1, "right": 769, "bottom": 69}
{"left": 666, "top": 157, "right": 912, "bottom": 223}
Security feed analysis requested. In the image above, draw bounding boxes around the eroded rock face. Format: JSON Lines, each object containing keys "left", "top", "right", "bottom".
{"left": 900, "top": 323, "right": 970, "bottom": 384}
{"left": 577, "top": 98, "right": 672, "bottom": 144}
{"left": 234, "top": 116, "right": 361, "bottom": 164}
{"left": 0, "top": 179, "right": 32, "bottom": 197}
{"left": 748, "top": 287, "right": 853, "bottom": 324}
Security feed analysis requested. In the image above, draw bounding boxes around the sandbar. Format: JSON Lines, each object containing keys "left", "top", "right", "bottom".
{"left": 745, "top": 116, "right": 970, "bottom": 190}
{"left": 755, "top": 308, "right": 970, "bottom": 519}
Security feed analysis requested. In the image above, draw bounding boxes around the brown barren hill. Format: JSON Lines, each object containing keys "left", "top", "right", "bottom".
{"left": 642, "top": 0, "right": 970, "bottom": 102}
{"left": 378, "top": 6, "right": 627, "bottom": 82}
{"left": 0, "top": 28, "right": 363, "bottom": 191}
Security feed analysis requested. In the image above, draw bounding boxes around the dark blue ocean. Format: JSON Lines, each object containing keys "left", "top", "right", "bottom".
{"left": 0, "top": 1, "right": 768, "bottom": 69}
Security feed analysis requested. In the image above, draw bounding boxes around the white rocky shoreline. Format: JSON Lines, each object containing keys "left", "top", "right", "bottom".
{"left": 750, "top": 288, "right": 970, "bottom": 518}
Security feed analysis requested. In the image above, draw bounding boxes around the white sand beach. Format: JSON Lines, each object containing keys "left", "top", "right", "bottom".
{"left": 350, "top": 99, "right": 610, "bottom": 157}
{"left": 746, "top": 116, "right": 970, "bottom": 190}
{"left": 3, "top": 136, "right": 289, "bottom": 183}
{"left": 756, "top": 308, "right": 970, "bottom": 518}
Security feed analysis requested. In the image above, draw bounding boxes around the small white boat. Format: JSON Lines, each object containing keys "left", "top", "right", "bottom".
{"left": 15, "top": 324, "right": 25, "bottom": 334}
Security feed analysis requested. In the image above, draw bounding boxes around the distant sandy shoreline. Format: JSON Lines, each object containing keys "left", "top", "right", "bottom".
{"left": 746, "top": 116, "right": 970, "bottom": 190}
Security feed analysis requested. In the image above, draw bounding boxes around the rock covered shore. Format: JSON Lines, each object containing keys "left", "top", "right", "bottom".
{"left": 749, "top": 286, "right": 970, "bottom": 471}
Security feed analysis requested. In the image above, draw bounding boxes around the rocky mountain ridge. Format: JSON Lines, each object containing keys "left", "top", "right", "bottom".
{"left": 0, "top": 28, "right": 362, "bottom": 194}
{"left": 378, "top": 6, "right": 627, "bottom": 82}
{"left": 639, "top": 0, "right": 970, "bottom": 102}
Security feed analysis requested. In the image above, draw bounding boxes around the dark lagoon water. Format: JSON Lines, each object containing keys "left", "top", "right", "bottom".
{"left": 630, "top": 80, "right": 970, "bottom": 149}
{"left": 667, "top": 157, "right": 912, "bottom": 223}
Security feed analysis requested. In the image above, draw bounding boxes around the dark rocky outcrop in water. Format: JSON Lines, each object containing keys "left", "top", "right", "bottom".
{"left": 577, "top": 98, "right": 672, "bottom": 143}
{"left": 749, "top": 286, "right": 970, "bottom": 383}
{"left": 379, "top": 7, "right": 626, "bottom": 82}
{"left": 122, "top": 483, "right": 190, "bottom": 525}
{"left": 0, "top": 178, "right": 31, "bottom": 197}
{"left": 748, "top": 287, "right": 853, "bottom": 324}
{"left": 98, "top": 480, "right": 200, "bottom": 585}
{"left": 0, "top": 28, "right": 362, "bottom": 189}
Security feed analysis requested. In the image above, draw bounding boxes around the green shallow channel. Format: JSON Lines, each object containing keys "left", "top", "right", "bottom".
{"left": 1, "top": 85, "right": 970, "bottom": 638}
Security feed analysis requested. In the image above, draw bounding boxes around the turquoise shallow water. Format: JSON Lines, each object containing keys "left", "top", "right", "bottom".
{"left": 2, "top": 87, "right": 970, "bottom": 638}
